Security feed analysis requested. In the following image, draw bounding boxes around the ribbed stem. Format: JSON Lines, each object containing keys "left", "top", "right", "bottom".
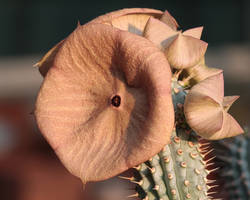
{"left": 135, "top": 79, "right": 215, "bottom": 200}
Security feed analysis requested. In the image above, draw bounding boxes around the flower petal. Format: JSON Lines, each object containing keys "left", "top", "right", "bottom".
{"left": 209, "top": 112, "right": 244, "bottom": 140}
{"left": 34, "top": 40, "right": 64, "bottom": 77}
{"left": 90, "top": 8, "right": 163, "bottom": 35}
{"left": 35, "top": 23, "right": 174, "bottom": 183}
{"left": 165, "top": 33, "right": 208, "bottom": 68}
{"left": 184, "top": 73, "right": 224, "bottom": 138}
{"left": 184, "top": 72, "right": 243, "bottom": 140}
{"left": 143, "top": 17, "right": 178, "bottom": 49}
{"left": 184, "top": 90, "right": 223, "bottom": 138}
{"left": 35, "top": 9, "right": 163, "bottom": 77}
{"left": 188, "top": 72, "right": 224, "bottom": 104}
{"left": 223, "top": 96, "right": 239, "bottom": 112}
{"left": 160, "top": 10, "right": 179, "bottom": 30}
{"left": 184, "top": 62, "right": 223, "bottom": 85}
{"left": 183, "top": 26, "right": 203, "bottom": 39}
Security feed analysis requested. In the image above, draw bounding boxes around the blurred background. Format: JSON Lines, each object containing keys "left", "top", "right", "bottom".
{"left": 0, "top": 0, "right": 249, "bottom": 199}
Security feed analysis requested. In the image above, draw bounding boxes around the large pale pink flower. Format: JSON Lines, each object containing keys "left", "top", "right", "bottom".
{"left": 35, "top": 9, "right": 174, "bottom": 183}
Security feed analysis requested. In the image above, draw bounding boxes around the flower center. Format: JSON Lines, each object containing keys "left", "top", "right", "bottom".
{"left": 111, "top": 95, "right": 121, "bottom": 107}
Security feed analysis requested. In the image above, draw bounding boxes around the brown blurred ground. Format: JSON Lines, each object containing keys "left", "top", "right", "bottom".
{"left": 0, "top": 44, "right": 249, "bottom": 199}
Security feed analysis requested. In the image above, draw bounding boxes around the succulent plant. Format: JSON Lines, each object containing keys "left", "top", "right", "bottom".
{"left": 212, "top": 130, "right": 250, "bottom": 200}
{"left": 34, "top": 8, "right": 244, "bottom": 200}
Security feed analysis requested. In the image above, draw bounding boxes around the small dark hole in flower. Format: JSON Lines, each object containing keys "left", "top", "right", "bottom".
{"left": 111, "top": 95, "right": 121, "bottom": 107}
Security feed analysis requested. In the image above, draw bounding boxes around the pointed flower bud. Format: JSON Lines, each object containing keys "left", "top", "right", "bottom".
{"left": 165, "top": 33, "right": 208, "bottom": 69}
{"left": 184, "top": 73, "right": 244, "bottom": 140}
{"left": 143, "top": 17, "right": 179, "bottom": 50}
{"left": 143, "top": 13, "right": 207, "bottom": 69}
{"left": 183, "top": 58, "right": 223, "bottom": 86}
{"left": 160, "top": 10, "right": 179, "bottom": 30}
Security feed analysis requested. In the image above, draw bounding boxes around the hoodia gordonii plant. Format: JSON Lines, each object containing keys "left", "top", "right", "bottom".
{"left": 34, "top": 8, "right": 244, "bottom": 200}
{"left": 212, "top": 129, "right": 250, "bottom": 200}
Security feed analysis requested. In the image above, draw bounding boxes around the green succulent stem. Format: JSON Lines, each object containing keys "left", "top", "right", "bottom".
{"left": 135, "top": 79, "right": 215, "bottom": 200}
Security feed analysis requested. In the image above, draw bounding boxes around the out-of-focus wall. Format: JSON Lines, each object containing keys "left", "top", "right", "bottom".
{"left": 0, "top": 0, "right": 249, "bottom": 56}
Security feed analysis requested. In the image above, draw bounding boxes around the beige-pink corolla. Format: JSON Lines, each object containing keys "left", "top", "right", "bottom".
{"left": 34, "top": 8, "right": 175, "bottom": 184}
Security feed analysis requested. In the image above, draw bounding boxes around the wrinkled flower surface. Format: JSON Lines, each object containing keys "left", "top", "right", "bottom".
{"left": 35, "top": 8, "right": 175, "bottom": 183}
